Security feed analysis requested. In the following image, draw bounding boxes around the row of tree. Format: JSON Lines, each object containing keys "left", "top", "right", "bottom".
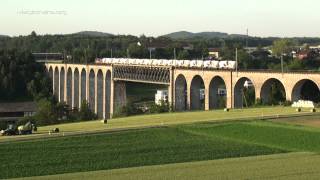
{"left": 0, "top": 49, "right": 51, "bottom": 102}
{"left": 1, "top": 32, "right": 320, "bottom": 68}
{"left": 0, "top": 49, "right": 97, "bottom": 125}
{"left": 25, "top": 99, "right": 96, "bottom": 126}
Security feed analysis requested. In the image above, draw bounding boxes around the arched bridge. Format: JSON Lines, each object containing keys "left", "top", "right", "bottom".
{"left": 45, "top": 62, "right": 320, "bottom": 119}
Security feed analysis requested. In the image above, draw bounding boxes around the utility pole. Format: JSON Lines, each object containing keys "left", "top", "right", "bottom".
{"left": 281, "top": 54, "right": 284, "bottom": 76}
{"left": 84, "top": 49, "right": 87, "bottom": 64}
{"left": 110, "top": 49, "right": 113, "bottom": 58}
{"left": 149, "top": 48, "right": 152, "bottom": 59}
{"left": 246, "top": 28, "right": 249, "bottom": 48}
{"left": 174, "top": 48, "right": 176, "bottom": 59}
{"left": 236, "top": 48, "right": 238, "bottom": 77}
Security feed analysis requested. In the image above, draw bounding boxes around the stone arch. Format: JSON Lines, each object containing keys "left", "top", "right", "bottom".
{"left": 48, "top": 66, "right": 53, "bottom": 92}
{"left": 80, "top": 68, "right": 87, "bottom": 105}
{"left": 260, "top": 78, "right": 286, "bottom": 105}
{"left": 175, "top": 74, "right": 187, "bottom": 111}
{"left": 74, "top": 68, "right": 80, "bottom": 109}
{"left": 234, "top": 77, "right": 256, "bottom": 108}
{"left": 60, "top": 67, "right": 65, "bottom": 102}
{"left": 209, "top": 76, "right": 227, "bottom": 109}
{"left": 66, "top": 68, "right": 73, "bottom": 107}
{"left": 190, "top": 75, "right": 205, "bottom": 110}
{"left": 89, "top": 69, "right": 96, "bottom": 112}
{"left": 54, "top": 67, "right": 59, "bottom": 99}
{"left": 105, "top": 70, "right": 112, "bottom": 119}
{"left": 291, "top": 79, "right": 320, "bottom": 103}
{"left": 97, "top": 70, "right": 104, "bottom": 119}
{"left": 48, "top": 66, "right": 53, "bottom": 80}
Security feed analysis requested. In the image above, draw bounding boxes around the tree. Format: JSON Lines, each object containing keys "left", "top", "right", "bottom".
{"left": 272, "top": 39, "right": 296, "bottom": 57}
{"left": 127, "top": 42, "right": 148, "bottom": 58}
{"left": 177, "top": 49, "right": 190, "bottom": 59}
{"left": 287, "top": 59, "right": 305, "bottom": 70}
{"left": 78, "top": 100, "right": 96, "bottom": 120}
{"left": 0, "top": 49, "right": 49, "bottom": 101}
{"left": 30, "top": 31, "right": 37, "bottom": 37}
{"left": 237, "top": 49, "right": 253, "bottom": 70}
{"left": 34, "top": 99, "right": 57, "bottom": 125}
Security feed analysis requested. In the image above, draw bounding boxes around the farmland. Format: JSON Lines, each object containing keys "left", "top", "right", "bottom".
{"left": 0, "top": 106, "right": 316, "bottom": 143}
{"left": 15, "top": 152, "right": 320, "bottom": 180}
{"left": 3, "top": 117, "right": 320, "bottom": 179}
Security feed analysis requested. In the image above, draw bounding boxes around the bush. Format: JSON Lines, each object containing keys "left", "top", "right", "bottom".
{"left": 149, "top": 101, "right": 170, "bottom": 114}
{"left": 218, "top": 97, "right": 226, "bottom": 109}
{"left": 77, "top": 100, "right": 97, "bottom": 121}
{"left": 255, "top": 98, "right": 264, "bottom": 106}
{"left": 34, "top": 98, "right": 58, "bottom": 125}
{"left": 113, "top": 101, "right": 143, "bottom": 118}
{"left": 283, "top": 100, "right": 292, "bottom": 106}
{"left": 0, "top": 121, "right": 7, "bottom": 130}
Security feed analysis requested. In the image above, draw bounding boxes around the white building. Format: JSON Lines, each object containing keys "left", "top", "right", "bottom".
{"left": 155, "top": 90, "right": 168, "bottom": 105}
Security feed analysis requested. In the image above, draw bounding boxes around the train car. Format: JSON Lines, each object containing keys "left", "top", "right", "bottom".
{"left": 129, "top": 59, "right": 136, "bottom": 65}
{"left": 226, "top": 61, "right": 236, "bottom": 69}
{"left": 112, "top": 58, "right": 120, "bottom": 64}
{"left": 203, "top": 60, "right": 211, "bottom": 68}
{"left": 151, "top": 59, "right": 158, "bottom": 66}
{"left": 119, "top": 58, "right": 126, "bottom": 64}
{"left": 196, "top": 60, "right": 204, "bottom": 68}
{"left": 183, "top": 60, "right": 190, "bottom": 67}
{"left": 142, "top": 59, "right": 151, "bottom": 66}
{"left": 176, "top": 60, "right": 184, "bottom": 67}
{"left": 211, "top": 61, "right": 219, "bottom": 69}
{"left": 136, "top": 59, "right": 143, "bottom": 65}
{"left": 107, "top": 58, "right": 113, "bottom": 64}
{"left": 168, "top": 60, "right": 175, "bottom": 66}
{"left": 95, "top": 58, "right": 102, "bottom": 63}
{"left": 190, "top": 60, "right": 197, "bottom": 67}
{"left": 218, "top": 61, "right": 228, "bottom": 69}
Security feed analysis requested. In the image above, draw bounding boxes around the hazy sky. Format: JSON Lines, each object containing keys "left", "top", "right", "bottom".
{"left": 1, "top": 0, "right": 319, "bottom": 37}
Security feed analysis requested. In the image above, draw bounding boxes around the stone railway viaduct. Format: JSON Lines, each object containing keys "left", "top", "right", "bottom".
{"left": 46, "top": 63, "right": 320, "bottom": 119}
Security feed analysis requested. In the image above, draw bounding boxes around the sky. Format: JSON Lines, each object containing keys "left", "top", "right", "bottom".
{"left": 1, "top": 0, "right": 319, "bottom": 37}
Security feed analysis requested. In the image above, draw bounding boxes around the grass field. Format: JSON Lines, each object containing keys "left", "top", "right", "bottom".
{"left": 271, "top": 114, "right": 320, "bottom": 128}
{"left": 0, "top": 124, "right": 284, "bottom": 179}
{"left": 0, "top": 106, "right": 315, "bottom": 142}
{"left": 15, "top": 152, "right": 320, "bottom": 180}
{"left": 181, "top": 121, "right": 320, "bottom": 152}
{"left": 39, "top": 107, "right": 318, "bottom": 132}
{"left": 3, "top": 117, "right": 320, "bottom": 179}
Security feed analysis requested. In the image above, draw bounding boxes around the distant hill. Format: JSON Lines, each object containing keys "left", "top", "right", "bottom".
{"left": 72, "top": 31, "right": 113, "bottom": 37}
{"left": 163, "top": 31, "right": 247, "bottom": 39}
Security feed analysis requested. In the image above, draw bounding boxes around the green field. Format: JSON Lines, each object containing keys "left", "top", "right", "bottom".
{"left": 3, "top": 117, "right": 320, "bottom": 179}
{"left": 39, "top": 107, "right": 318, "bottom": 132}
{"left": 0, "top": 106, "right": 314, "bottom": 142}
{"left": 15, "top": 152, "right": 320, "bottom": 180}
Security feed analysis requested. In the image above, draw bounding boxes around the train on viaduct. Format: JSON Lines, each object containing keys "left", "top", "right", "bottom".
{"left": 45, "top": 58, "right": 320, "bottom": 119}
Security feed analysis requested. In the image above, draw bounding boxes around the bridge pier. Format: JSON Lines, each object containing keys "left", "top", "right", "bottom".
{"left": 186, "top": 80, "right": 191, "bottom": 110}
{"left": 109, "top": 76, "right": 114, "bottom": 118}
{"left": 113, "top": 81, "right": 127, "bottom": 113}
{"left": 167, "top": 68, "right": 174, "bottom": 110}
{"left": 64, "top": 66, "right": 68, "bottom": 103}
{"left": 204, "top": 86, "right": 210, "bottom": 111}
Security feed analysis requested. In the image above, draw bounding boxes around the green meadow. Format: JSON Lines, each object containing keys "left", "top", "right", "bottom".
{"left": 3, "top": 117, "right": 320, "bottom": 179}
